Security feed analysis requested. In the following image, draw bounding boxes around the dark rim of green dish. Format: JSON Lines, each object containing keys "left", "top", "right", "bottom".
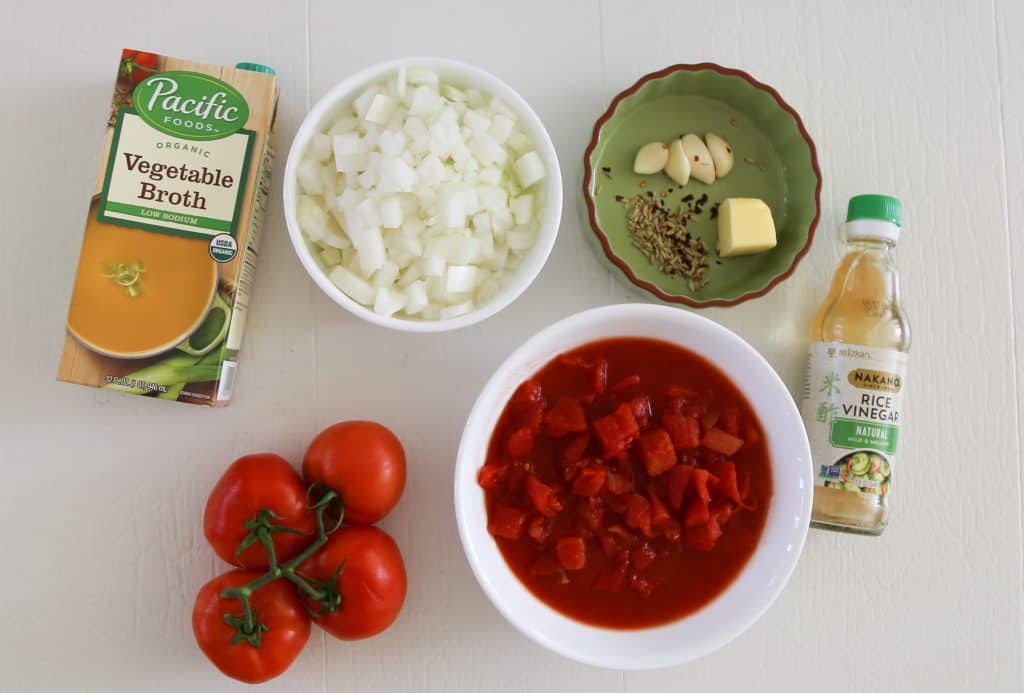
{"left": 581, "top": 62, "right": 822, "bottom": 308}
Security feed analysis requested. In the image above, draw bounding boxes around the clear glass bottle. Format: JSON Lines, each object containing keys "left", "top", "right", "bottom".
{"left": 800, "top": 195, "right": 910, "bottom": 535}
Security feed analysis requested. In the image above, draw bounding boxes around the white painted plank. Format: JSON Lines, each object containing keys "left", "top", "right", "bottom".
{"left": 594, "top": 0, "right": 1023, "bottom": 690}
{"left": 0, "top": 1, "right": 318, "bottom": 691}
{"left": 995, "top": 0, "right": 1024, "bottom": 679}
{"left": 995, "top": 0, "right": 1024, "bottom": 676}
{"left": 304, "top": 1, "right": 622, "bottom": 691}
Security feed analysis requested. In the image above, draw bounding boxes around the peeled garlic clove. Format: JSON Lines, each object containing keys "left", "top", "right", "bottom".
{"left": 633, "top": 142, "right": 669, "bottom": 175}
{"left": 706, "top": 132, "right": 734, "bottom": 178}
{"left": 664, "top": 139, "right": 691, "bottom": 185}
{"left": 681, "top": 134, "right": 715, "bottom": 184}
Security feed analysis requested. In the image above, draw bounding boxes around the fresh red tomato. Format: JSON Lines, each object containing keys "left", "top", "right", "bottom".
{"left": 119, "top": 49, "right": 159, "bottom": 86}
{"left": 192, "top": 570, "right": 310, "bottom": 684}
{"left": 204, "top": 454, "right": 317, "bottom": 570}
{"left": 303, "top": 421, "right": 406, "bottom": 525}
{"left": 299, "top": 526, "right": 407, "bottom": 640}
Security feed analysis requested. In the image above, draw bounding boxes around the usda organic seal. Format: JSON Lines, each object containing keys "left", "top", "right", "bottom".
{"left": 209, "top": 234, "right": 237, "bottom": 262}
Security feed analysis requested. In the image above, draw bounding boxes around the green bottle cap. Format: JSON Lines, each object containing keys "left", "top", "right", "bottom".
{"left": 235, "top": 62, "right": 275, "bottom": 75}
{"left": 846, "top": 194, "right": 902, "bottom": 227}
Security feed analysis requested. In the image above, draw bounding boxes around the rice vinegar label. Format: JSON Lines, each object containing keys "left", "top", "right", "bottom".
{"left": 98, "top": 71, "right": 254, "bottom": 240}
{"left": 800, "top": 342, "right": 907, "bottom": 496}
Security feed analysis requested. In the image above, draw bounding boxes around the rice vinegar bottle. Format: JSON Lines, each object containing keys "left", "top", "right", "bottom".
{"left": 800, "top": 195, "right": 910, "bottom": 535}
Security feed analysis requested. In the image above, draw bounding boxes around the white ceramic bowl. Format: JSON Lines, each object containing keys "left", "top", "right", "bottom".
{"left": 454, "top": 303, "right": 812, "bottom": 669}
{"left": 283, "top": 57, "right": 563, "bottom": 332}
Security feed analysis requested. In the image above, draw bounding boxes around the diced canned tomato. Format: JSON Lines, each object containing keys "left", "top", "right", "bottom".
{"left": 664, "top": 464, "right": 692, "bottom": 511}
{"left": 592, "top": 403, "right": 640, "bottom": 456}
{"left": 690, "top": 468, "right": 717, "bottom": 504}
{"left": 544, "top": 396, "right": 588, "bottom": 437}
{"left": 562, "top": 432, "right": 590, "bottom": 461}
{"left": 627, "top": 395, "right": 653, "bottom": 429}
{"left": 708, "top": 460, "right": 749, "bottom": 508}
{"left": 710, "top": 500, "right": 734, "bottom": 527}
{"left": 478, "top": 338, "right": 771, "bottom": 628}
{"left": 489, "top": 505, "right": 528, "bottom": 539}
{"left": 683, "top": 495, "right": 710, "bottom": 529}
{"left": 571, "top": 464, "right": 607, "bottom": 497}
{"left": 648, "top": 490, "right": 673, "bottom": 531}
{"left": 477, "top": 463, "right": 504, "bottom": 490}
{"left": 575, "top": 496, "right": 604, "bottom": 531}
{"left": 623, "top": 493, "right": 653, "bottom": 536}
{"left": 701, "top": 427, "right": 745, "bottom": 456}
{"left": 637, "top": 428, "right": 677, "bottom": 476}
{"left": 662, "top": 413, "right": 701, "bottom": 450}
{"left": 609, "top": 374, "right": 640, "bottom": 393}
{"left": 604, "top": 468, "right": 633, "bottom": 495}
{"left": 528, "top": 515, "right": 552, "bottom": 543}
{"left": 506, "top": 427, "right": 535, "bottom": 458}
{"left": 526, "top": 474, "right": 563, "bottom": 517}
{"left": 721, "top": 406, "right": 740, "bottom": 436}
{"left": 683, "top": 516, "right": 723, "bottom": 552}
{"left": 556, "top": 536, "right": 586, "bottom": 570}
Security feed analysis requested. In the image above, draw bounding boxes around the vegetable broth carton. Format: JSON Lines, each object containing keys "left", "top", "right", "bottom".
{"left": 57, "top": 50, "right": 278, "bottom": 405}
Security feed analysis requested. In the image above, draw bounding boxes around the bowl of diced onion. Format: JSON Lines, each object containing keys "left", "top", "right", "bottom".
{"left": 283, "top": 58, "right": 563, "bottom": 331}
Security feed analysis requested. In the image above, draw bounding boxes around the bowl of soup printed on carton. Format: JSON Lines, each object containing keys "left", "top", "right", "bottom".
{"left": 58, "top": 50, "right": 278, "bottom": 405}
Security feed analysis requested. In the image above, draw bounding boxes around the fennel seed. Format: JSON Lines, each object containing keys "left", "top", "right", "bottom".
{"left": 620, "top": 195, "right": 710, "bottom": 292}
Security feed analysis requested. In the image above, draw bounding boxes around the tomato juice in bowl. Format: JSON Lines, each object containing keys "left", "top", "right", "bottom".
{"left": 454, "top": 304, "right": 812, "bottom": 668}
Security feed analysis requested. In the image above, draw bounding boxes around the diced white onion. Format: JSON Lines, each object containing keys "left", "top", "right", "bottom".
{"left": 372, "top": 260, "right": 401, "bottom": 288}
{"left": 510, "top": 194, "right": 533, "bottom": 225}
{"left": 514, "top": 151, "right": 546, "bottom": 188}
{"left": 377, "top": 195, "right": 404, "bottom": 229}
{"left": 298, "top": 66, "right": 547, "bottom": 321}
{"left": 506, "top": 130, "right": 532, "bottom": 155}
{"left": 446, "top": 265, "right": 479, "bottom": 294}
{"left": 329, "top": 266, "right": 374, "bottom": 305}
{"left": 440, "top": 300, "right": 474, "bottom": 320}
{"left": 327, "top": 116, "right": 358, "bottom": 135}
{"left": 373, "top": 287, "right": 406, "bottom": 316}
{"left": 463, "top": 109, "right": 490, "bottom": 132}
{"left": 349, "top": 225, "right": 386, "bottom": 276}
{"left": 408, "top": 69, "right": 439, "bottom": 87}
{"left": 506, "top": 226, "right": 535, "bottom": 251}
{"left": 353, "top": 85, "right": 382, "bottom": 119}
{"left": 478, "top": 166, "right": 501, "bottom": 185}
{"left": 404, "top": 280, "right": 429, "bottom": 314}
{"left": 489, "top": 114, "right": 515, "bottom": 143}
{"left": 365, "top": 93, "right": 397, "bottom": 124}
{"left": 319, "top": 246, "right": 342, "bottom": 266}
{"left": 297, "top": 159, "right": 324, "bottom": 195}
{"left": 409, "top": 86, "right": 440, "bottom": 117}
{"left": 310, "top": 134, "right": 333, "bottom": 161}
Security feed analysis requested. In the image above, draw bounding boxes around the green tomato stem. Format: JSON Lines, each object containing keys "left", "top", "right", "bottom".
{"left": 219, "top": 486, "right": 345, "bottom": 644}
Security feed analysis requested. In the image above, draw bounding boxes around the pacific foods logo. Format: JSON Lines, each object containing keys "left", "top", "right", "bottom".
{"left": 132, "top": 71, "right": 249, "bottom": 141}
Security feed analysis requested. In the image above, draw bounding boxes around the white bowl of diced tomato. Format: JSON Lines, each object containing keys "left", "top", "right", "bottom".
{"left": 454, "top": 303, "right": 812, "bottom": 669}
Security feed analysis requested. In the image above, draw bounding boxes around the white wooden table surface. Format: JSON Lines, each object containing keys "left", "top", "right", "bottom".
{"left": 2, "top": 1, "right": 1022, "bottom": 691}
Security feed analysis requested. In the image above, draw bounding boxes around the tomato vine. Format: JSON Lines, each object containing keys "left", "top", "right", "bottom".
{"left": 219, "top": 483, "right": 346, "bottom": 646}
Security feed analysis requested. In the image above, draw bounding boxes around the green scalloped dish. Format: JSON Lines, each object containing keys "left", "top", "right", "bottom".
{"left": 581, "top": 63, "right": 821, "bottom": 307}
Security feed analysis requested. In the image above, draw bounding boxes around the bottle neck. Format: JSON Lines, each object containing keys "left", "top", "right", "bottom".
{"left": 846, "top": 236, "right": 896, "bottom": 257}
{"left": 843, "top": 219, "right": 900, "bottom": 247}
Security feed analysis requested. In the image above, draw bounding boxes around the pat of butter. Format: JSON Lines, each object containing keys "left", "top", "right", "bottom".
{"left": 717, "top": 198, "right": 777, "bottom": 257}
